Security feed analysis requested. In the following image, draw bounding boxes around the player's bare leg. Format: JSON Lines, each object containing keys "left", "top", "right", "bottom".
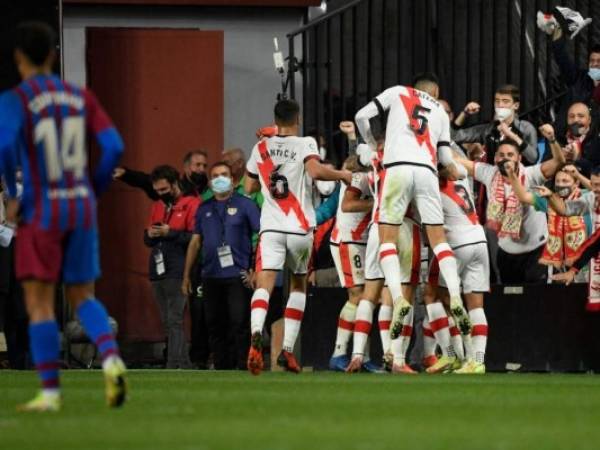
{"left": 329, "top": 286, "right": 361, "bottom": 371}
{"left": 277, "top": 273, "right": 306, "bottom": 373}
{"left": 456, "top": 293, "right": 487, "bottom": 374}
{"left": 346, "top": 280, "right": 383, "bottom": 373}
{"left": 248, "top": 270, "right": 278, "bottom": 375}
{"left": 17, "top": 281, "right": 62, "bottom": 412}
{"left": 378, "top": 223, "right": 412, "bottom": 339}
{"left": 66, "top": 283, "right": 127, "bottom": 406}
{"left": 425, "top": 225, "right": 472, "bottom": 335}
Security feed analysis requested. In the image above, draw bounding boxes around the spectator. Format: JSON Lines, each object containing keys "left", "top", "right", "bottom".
{"left": 453, "top": 85, "right": 539, "bottom": 164}
{"left": 114, "top": 150, "right": 209, "bottom": 199}
{"left": 548, "top": 23, "right": 600, "bottom": 136}
{"left": 202, "top": 148, "right": 263, "bottom": 207}
{"left": 561, "top": 102, "right": 600, "bottom": 167}
{"left": 144, "top": 165, "right": 200, "bottom": 369}
{"left": 182, "top": 162, "right": 260, "bottom": 370}
{"left": 456, "top": 124, "right": 565, "bottom": 283}
{"left": 507, "top": 165, "right": 588, "bottom": 274}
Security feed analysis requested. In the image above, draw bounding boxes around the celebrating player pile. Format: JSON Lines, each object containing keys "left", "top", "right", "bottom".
{"left": 0, "top": 22, "right": 127, "bottom": 411}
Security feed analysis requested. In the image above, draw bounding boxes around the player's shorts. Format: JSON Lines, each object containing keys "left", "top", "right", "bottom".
{"left": 330, "top": 242, "right": 366, "bottom": 288}
{"left": 379, "top": 164, "right": 444, "bottom": 226}
{"left": 428, "top": 242, "right": 490, "bottom": 293}
{"left": 15, "top": 223, "right": 101, "bottom": 284}
{"left": 364, "top": 219, "right": 421, "bottom": 284}
{"left": 255, "top": 231, "right": 313, "bottom": 275}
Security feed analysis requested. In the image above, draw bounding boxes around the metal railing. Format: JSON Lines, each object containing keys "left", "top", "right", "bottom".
{"left": 287, "top": 0, "right": 600, "bottom": 165}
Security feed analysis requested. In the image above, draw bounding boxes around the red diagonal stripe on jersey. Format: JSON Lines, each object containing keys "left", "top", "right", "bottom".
{"left": 440, "top": 180, "right": 478, "bottom": 225}
{"left": 351, "top": 213, "right": 371, "bottom": 241}
{"left": 399, "top": 87, "right": 436, "bottom": 166}
{"left": 472, "top": 324, "right": 489, "bottom": 336}
{"left": 256, "top": 140, "right": 310, "bottom": 231}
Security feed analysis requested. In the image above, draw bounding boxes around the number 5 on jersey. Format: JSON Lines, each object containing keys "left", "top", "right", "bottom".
{"left": 35, "top": 116, "right": 86, "bottom": 182}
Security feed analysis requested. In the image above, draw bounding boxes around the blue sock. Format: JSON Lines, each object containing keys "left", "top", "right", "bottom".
{"left": 77, "top": 298, "right": 119, "bottom": 360}
{"left": 29, "top": 321, "right": 61, "bottom": 391}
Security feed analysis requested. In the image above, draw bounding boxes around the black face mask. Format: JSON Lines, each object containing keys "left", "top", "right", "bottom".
{"left": 497, "top": 159, "right": 511, "bottom": 177}
{"left": 190, "top": 171, "right": 208, "bottom": 191}
{"left": 569, "top": 122, "right": 585, "bottom": 137}
{"left": 159, "top": 192, "right": 175, "bottom": 205}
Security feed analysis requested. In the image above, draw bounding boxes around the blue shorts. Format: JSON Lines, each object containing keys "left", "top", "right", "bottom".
{"left": 16, "top": 224, "right": 101, "bottom": 284}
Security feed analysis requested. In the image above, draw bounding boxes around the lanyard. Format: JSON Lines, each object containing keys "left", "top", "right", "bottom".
{"left": 211, "top": 199, "right": 232, "bottom": 245}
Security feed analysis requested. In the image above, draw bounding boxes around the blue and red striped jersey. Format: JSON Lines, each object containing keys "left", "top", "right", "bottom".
{"left": 0, "top": 74, "right": 124, "bottom": 230}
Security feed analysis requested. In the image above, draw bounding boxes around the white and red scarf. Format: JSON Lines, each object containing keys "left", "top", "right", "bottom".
{"left": 588, "top": 198, "right": 600, "bottom": 311}
{"left": 539, "top": 187, "right": 586, "bottom": 268}
{"left": 486, "top": 165, "right": 525, "bottom": 240}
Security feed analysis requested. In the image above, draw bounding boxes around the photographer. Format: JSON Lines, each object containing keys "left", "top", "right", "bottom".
{"left": 145, "top": 165, "right": 200, "bottom": 369}
{"left": 456, "top": 124, "right": 565, "bottom": 283}
{"left": 182, "top": 162, "right": 260, "bottom": 370}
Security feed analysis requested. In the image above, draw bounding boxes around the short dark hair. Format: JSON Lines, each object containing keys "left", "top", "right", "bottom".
{"left": 412, "top": 72, "right": 440, "bottom": 88}
{"left": 209, "top": 161, "right": 232, "bottom": 176}
{"left": 274, "top": 99, "right": 300, "bottom": 126}
{"left": 150, "top": 165, "right": 179, "bottom": 184}
{"left": 591, "top": 165, "right": 600, "bottom": 177}
{"left": 497, "top": 139, "right": 522, "bottom": 154}
{"left": 183, "top": 150, "right": 207, "bottom": 165}
{"left": 590, "top": 45, "right": 600, "bottom": 56}
{"left": 496, "top": 84, "right": 520, "bottom": 103}
{"left": 15, "top": 22, "right": 56, "bottom": 66}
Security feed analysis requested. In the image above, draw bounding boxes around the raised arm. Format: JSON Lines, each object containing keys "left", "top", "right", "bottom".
{"left": 539, "top": 124, "right": 566, "bottom": 179}
{"left": 305, "top": 159, "right": 352, "bottom": 184}
{"left": 506, "top": 164, "right": 535, "bottom": 205}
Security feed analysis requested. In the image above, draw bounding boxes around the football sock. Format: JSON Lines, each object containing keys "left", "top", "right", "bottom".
{"left": 432, "top": 243, "right": 461, "bottom": 299}
{"left": 250, "top": 288, "right": 270, "bottom": 335}
{"left": 282, "top": 292, "right": 306, "bottom": 352}
{"left": 29, "top": 320, "right": 61, "bottom": 394}
{"left": 77, "top": 298, "right": 119, "bottom": 361}
{"left": 353, "top": 300, "right": 375, "bottom": 357}
{"left": 448, "top": 316, "right": 465, "bottom": 361}
{"left": 378, "top": 304, "right": 392, "bottom": 354}
{"left": 333, "top": 301, "right": 357, "bottom": 357}
{"left": 422, "top": 316, "right": 437, "bottom": 358}
{"left": 379, "top": 243, "right": 404, "bottom": 304}
{"left": 426, "top": 303, "right": 455, "bottom": 357}
{"left": 470, "top": 308, "right": 488, "bottom": 364}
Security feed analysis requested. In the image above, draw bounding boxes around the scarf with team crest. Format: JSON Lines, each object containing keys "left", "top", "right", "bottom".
{"left": 539, "top": 187, "right": 586, "bottom": 268}
{"left": 486, "top": 164, "right": 525, "bottom": 240}
{"left": 587, "top": 198, "right": 600, "bottom": 312}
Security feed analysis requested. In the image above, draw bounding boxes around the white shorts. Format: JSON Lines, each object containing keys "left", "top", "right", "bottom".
{"left": 429, "top": 242, "right": 490, "bottom": 293}
{"left": 379, "top": 164, "right": 444, "bottom": 226}
{"left": 256, "top": 231, "right": 313, "bottom": 275}
{"left": 364, "top": 219, "right": 422, "bottom": 283}
{"left": 330, "top": 242, "right": 366, "bottom": 288}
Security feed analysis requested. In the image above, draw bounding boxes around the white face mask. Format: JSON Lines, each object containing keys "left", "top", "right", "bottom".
{"left": 316, "top": 180, "right": 336, "bottom": 196}
{"left": 495, "top": 107, "right": 514, "bottom": 121}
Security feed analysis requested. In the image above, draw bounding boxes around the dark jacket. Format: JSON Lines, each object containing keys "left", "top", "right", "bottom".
{"left": 119, "top": 167, "right": 207, "bottom": 200}
{"left": 144, "top": 195, "right": 201, "bottom": 281}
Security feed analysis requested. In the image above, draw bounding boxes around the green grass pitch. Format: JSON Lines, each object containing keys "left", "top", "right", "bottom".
{"left": 2, "top": 370, "right": 600, "bottom": 450}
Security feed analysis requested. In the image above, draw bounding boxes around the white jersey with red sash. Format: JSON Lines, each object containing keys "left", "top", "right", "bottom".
{"left": 439, "top": 177, "right": 486, "bottom": 248}
{"left": 331, "top": 172, "right": 371, "bottom": 244}
{"left": 246, "top": 136, "right": 320, "bottom": 235}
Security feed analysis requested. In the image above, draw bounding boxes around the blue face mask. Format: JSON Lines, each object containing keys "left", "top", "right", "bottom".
{"left": 211, "top": 175, "right": 232, "bottom": 194}
{"left": 588, "top": 68, "right": 600, "bottom": 81}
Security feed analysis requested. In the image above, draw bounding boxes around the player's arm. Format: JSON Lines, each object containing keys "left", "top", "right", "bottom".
{"left": 182, "top": 233, "right": 202, "bottom": 295}
{"left": 244, "top": 148, "right": 261, "bottom": 194}
{"left": 437, "top": 114, "right": 467, "bottom": 180}
{"left": 305, "top": 159, "right": 352, "bottom": 185}
{"left": 0, "top": 92, "right": 24, "bottom": 199}
{"left": 539, "top": 124, "right": 566, "bottom": 179}
{"left": 453, "top": 154, "right": 475, "bottom": 177}
{"left": 341, "top": 187, "right": 373, "bottom": 213}
{"left": 84, "top": 90, "right": 125, "bottom": 195}
{"left": 354, "top": 87, "right": 395, "bottom": 148}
